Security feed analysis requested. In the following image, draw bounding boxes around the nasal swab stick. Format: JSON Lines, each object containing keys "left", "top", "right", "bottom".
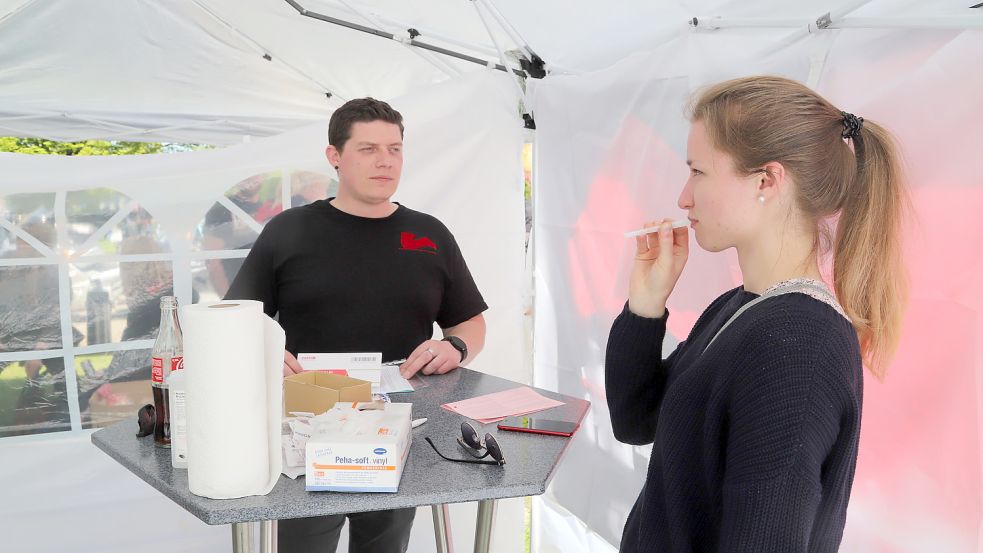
{"left": 624, "top": 220, "right": 689, "bottom": 238}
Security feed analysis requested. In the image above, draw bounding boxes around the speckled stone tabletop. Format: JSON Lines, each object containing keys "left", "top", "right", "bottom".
{"left": 91, "top": 368, "right": 591, "bottom": 525}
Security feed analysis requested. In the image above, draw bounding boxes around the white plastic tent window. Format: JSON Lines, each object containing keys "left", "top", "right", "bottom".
{"left": 0, "top": 172, "right": 341, "bottom": 438}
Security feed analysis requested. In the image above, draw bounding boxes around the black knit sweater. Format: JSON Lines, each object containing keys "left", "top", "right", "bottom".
{"left": 605, "top": 287, "right": 862, "bottom": 553}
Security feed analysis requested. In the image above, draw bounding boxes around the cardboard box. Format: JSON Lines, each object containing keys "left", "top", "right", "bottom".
{"left": 305, "top": 403, "right": 412, "bottom": 492}
{"left": 283, "top": 372, "right": 372, "bottom": 417}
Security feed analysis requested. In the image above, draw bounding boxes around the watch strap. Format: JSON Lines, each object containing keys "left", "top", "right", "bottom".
{"left": 442, "top": 336, "right": 467, "bottom": 363}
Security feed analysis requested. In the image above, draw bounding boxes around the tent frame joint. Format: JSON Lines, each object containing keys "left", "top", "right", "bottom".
{"left": 522, "top": 113, "right": 536, "bottom": 130}
{"left": 520, "top": 54, "right": 547, "bottom": 79}
{"left": 816, "top": 12, "right": 833, "bottom": 30}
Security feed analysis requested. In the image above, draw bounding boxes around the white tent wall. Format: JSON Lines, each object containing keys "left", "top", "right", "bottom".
{"left": 0, "top": 70, "right": 528, "bottom": 553}
{"left": 530, "top": 26, "right": 983, "bottom": 553}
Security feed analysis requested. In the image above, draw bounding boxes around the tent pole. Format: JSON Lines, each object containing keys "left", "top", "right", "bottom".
{"left": 476, "top": 0, "right": 555, "bottom": 77}
{"left": 692, "top": 0, "right": 873, "bottom": 43}
{"left": 471, "top": 0, "right": 535, "bottom": 128}
{"left": 475, "top": 0, "right": 535, "bottom": 63}
{"left": 332, "top": 0, "right": 461, "bottom": 77}
{"left": 472, "top": 1, "right": 527, "bottom": 84}
{"left": 691, "top": 15, "right": 983, "bottom": 30}
{"left": 836, "top": 16, "right": 983, "bottom": 29}
{"left": 284, "top": 0, "right": 531, "bottom": 78}
{"left": 190, "top": 0, "right": 344, "bottom": 101}
{"left": 316, "top": 0, "right": 501, "bottom": 59}
{"left": 690, "top": 17, "right": 807, "bottom": 29}
{"left": 0, "top": 0, "right": 39, "bottom": 29}
{"left": 760, "top": 0, "right": 875, "bottom": 54}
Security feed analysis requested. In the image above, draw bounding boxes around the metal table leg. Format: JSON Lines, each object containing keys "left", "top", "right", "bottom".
{"left": 232, "top": 522, "right": 253, "bottom": 553}
{"left": 260, "top": 520, "right": 277, "bottom": 553}
{"left": 432, "top": 504, "right": 455, "bottom": 553}
{"left": 473, "top": 499, "right": 498, "bottom": 553}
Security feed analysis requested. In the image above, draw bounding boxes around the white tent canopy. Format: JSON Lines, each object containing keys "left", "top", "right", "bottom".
{"left": 0, "top": 0, "right": 681, "bottom": 144}
{"left": 3, "top": 1, "right": 983, "bottom": 553}
{"left": 3, "top": 0, "right": 978, "bottom": 145}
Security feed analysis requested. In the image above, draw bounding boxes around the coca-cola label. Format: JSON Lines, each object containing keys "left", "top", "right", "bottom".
{"left": 171, "top": 356, "right": 184, "bottom": 371}
{"left": 152, "top": 357, "right": 164, "bottom": 383}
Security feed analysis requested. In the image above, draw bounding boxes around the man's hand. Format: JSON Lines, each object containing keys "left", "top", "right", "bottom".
{"left": 283, "top": 350, "right": 304, "bottom": 377}
{"left": 399, "top": 339, "right": 460, "bottom": 379}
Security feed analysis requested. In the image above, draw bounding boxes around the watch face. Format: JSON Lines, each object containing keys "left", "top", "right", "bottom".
{"left": 445, "top": 336, "right": 466, "bottom": 357}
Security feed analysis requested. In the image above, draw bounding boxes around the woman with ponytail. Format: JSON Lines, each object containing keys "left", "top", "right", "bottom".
{"left": 605, "top": 75, "right": 908, "bottom": 552}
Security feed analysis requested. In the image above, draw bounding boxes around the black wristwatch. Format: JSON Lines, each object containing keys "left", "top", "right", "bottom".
{"left": 442, "top": 336, "right": 467, "bottom": 363}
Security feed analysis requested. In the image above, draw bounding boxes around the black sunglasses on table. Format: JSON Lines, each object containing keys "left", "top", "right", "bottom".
{"left": 425, "top": 421, "right": 506, "bottom": 466}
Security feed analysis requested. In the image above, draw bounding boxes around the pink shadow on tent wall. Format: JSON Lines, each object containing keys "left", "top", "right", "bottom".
{"left": 844, "top": 186, "right": 983, "bottom": 552}
{"left": 567, "top": 174, "right": 644, "bottom": 318}
{"left": 565, "top": 116, "right": 728, "bottom": 342}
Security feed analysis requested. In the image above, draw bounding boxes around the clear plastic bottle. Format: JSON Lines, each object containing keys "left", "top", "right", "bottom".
{"left": 151, "top": 296, "right": 183, "bottom": 448}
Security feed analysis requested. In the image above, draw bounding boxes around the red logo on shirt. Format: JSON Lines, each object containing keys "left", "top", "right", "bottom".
{"left": 400, "top": 232, "right": 437, "bottom": 254}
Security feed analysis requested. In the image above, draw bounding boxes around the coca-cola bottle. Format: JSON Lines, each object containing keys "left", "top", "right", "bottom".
{"left": 151, "top": 296, "right": 183, "bottom": 447}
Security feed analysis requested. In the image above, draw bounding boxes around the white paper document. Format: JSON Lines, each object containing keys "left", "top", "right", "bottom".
{"left": 376, "top": 365, "right": 414, "bottom": 394}
{"left": 297, "top": 352, "right": 382, "bottom": 384}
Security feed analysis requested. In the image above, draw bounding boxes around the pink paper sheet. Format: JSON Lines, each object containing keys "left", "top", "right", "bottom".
{"left": 442, "top": 387, "right": 565, "bottom": 424}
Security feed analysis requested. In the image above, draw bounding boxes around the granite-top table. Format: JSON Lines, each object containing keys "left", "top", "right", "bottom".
{"left": 92, "top": 367, "right": 590, "bottom": 553}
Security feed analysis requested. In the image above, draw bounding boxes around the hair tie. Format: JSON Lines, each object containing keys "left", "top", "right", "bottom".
{"left": 841, "top": 111, "right": 864, "bottom": 139}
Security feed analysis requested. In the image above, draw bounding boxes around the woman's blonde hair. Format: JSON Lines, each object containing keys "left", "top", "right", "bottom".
{"left": 689, "top": 75, "right": 909, "bottom": 378}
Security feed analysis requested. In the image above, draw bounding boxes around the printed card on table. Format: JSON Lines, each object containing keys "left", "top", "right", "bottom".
{"left": 297, "top": 352, "right": 382, "bottom": 384}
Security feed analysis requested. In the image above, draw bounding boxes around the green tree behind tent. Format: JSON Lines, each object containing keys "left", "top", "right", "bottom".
{"left": 0, "top": 137, "right": 210, "bottom": 155}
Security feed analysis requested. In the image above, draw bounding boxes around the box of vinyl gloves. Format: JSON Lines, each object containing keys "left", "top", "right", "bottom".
{"left": 305, "top": 402, "right": 412, "bottom": 492}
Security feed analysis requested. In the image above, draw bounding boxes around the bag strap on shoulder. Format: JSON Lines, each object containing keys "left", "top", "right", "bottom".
{"left": 702, "top": 280, "right": 837, "bottom": 354}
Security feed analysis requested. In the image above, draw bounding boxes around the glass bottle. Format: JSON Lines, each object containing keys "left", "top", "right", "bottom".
{"left": 151, "top": 296, "right": 183, "bottom": 447}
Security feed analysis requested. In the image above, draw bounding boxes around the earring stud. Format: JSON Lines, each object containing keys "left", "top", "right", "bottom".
{"left": 757, "top": 195, "right": 765, "bottom": 204}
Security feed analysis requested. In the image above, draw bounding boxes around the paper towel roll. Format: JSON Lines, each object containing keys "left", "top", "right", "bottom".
{"left": 181, "top": 300, "right": 285, "bottom": 499}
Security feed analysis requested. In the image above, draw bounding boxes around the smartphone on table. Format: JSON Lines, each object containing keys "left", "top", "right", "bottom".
{"left": 497, "top": 416, "right": 579, "bottom": 437}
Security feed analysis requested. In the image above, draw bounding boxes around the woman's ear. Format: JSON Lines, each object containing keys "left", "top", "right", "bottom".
{"left": 757, "top": 161, "right": 787, "bottom": 201}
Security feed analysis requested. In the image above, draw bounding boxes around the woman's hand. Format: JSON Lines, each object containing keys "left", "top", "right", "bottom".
{"left": 628, "top": 219, "right": 689, "bottom": 318}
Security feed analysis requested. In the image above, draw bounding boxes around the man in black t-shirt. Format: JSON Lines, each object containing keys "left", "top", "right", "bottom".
{"left": 226, "top": 98, "right": 487, "bottom": 553}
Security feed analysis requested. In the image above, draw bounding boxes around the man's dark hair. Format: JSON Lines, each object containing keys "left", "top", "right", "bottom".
{"left": 328, "top": 98, "right": 404, "bottom": 151}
